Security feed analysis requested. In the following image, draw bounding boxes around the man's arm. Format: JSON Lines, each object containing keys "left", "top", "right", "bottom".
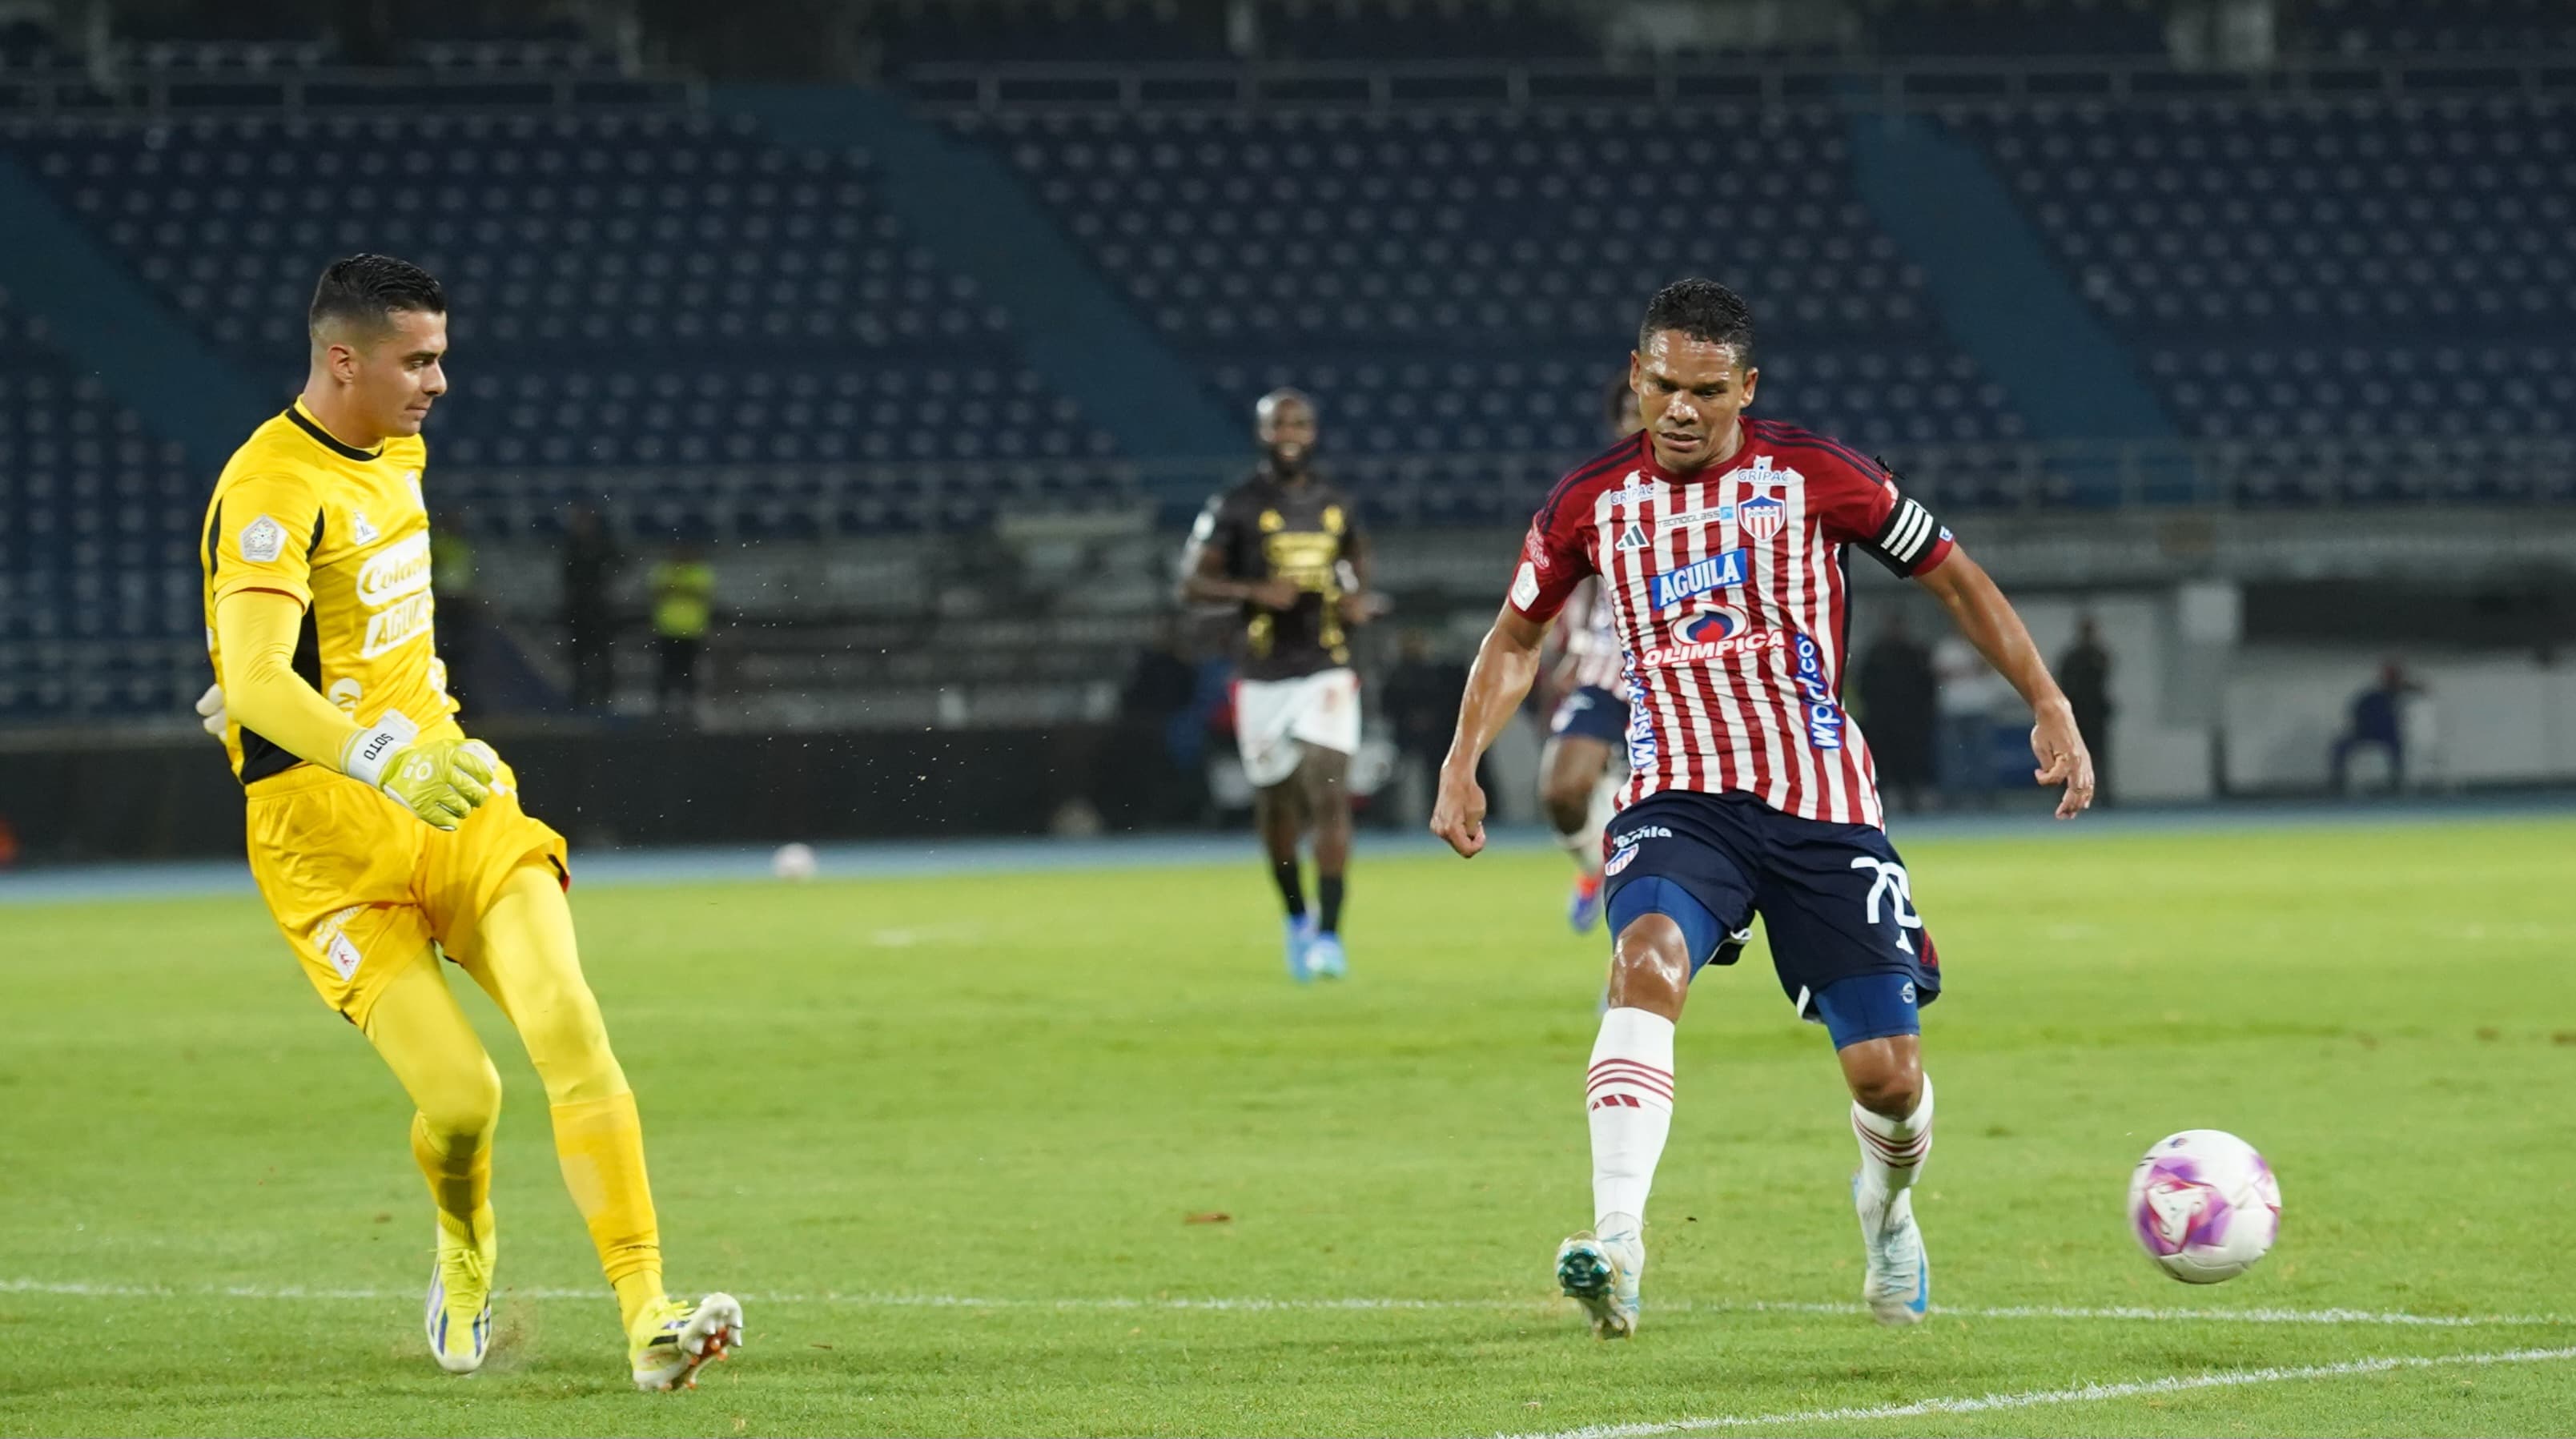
{"left": 1428, "top": 604, "right": 1551, "bottom": 857}
{"left": 212, "top": 588, "right": 494, "bottom": 829}
{"left": 1913, "top": 549, "right": 2095, "bottom": 818}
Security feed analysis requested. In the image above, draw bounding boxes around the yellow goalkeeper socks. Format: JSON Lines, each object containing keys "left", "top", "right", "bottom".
{"left": 550, "top": 1089, "right": 665, "bottom": 1329}
{"left": 410, "top": 1111, "right": 494, "bottom": 1244}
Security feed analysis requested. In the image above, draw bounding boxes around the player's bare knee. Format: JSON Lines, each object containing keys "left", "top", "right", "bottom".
{"left": 1607, "top": 915, "right": 1692, "bottom": 1015}
{"left": 1541, "top": 782, "right": 1591, "bottom": 836}
{"left": 1843, "top": 1043, "right": 1923, "bottom": 1117}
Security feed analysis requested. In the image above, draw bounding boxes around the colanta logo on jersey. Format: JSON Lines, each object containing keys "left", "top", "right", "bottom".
{"left": 1650, "top": 548, "right": 1750, "bottom": 609}
{"left": 357, "top": 533, "right": 436, "bottom": 658}
{"left": 1638, "top": 605, "right": 1787, "bottom": 667}
{"left": 1794, "top": 633, "right": 1846, "bottom": 750}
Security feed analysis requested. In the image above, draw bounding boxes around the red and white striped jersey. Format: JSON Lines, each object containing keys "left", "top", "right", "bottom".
{"left": 1506, "top": 420, "right": 1954, "bottom": 829}
{"left": 1554, "top": 580, "right": 1630, "bottom": 697}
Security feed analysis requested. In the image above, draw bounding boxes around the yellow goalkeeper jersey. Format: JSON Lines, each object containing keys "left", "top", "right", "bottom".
{"left": 199, "top": 400, "right": 458, "bottom": 783}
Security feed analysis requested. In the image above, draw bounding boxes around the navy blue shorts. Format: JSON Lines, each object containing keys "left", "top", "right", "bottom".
{"left": 1601, "top": 790, "right": 1942, "bottom": 1035}
{"left": 1548, "top": 685, "right": 1629, "bottom": 746}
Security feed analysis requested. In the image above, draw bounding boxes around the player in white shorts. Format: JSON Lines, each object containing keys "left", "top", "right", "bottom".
{"left": 1180, "top": 389, "right": 1382, "bottom": 980}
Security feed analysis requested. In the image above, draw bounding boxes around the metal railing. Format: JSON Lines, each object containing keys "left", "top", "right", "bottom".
{"left": 907, "top": 50, "right": 2576, "bottom": 115}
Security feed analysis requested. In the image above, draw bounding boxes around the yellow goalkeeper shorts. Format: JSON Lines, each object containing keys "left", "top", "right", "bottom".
{"left": 243, "top": 751, "right": 569, "bottom": 1025}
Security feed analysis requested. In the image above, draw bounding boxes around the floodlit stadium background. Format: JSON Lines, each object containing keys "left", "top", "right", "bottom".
{"left": 0, "top": 0, "right": 2570, "bottom": 859}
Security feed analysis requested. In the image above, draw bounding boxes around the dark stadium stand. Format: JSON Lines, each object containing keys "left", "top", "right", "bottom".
{"left": 1957, "top": 94, "right": 2576, "bottom": 470}
{"left": 958, "top": 101, "right": 2030, "bottom": 524}
{"left": 0, "top": 284, "right": 204, "bottom": 720}
{"left": 6, "top": 109, "right": 1119, "bottom": 478}
{"left": 2, "top": 2, "right": 2572, "bottom": 723}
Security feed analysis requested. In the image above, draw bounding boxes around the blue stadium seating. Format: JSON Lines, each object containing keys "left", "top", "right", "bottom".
{"left": 962, "top": 102, "right": 2031, "bottom": 510}
{"left": 5, "top": 108, "right": 1119, "bottom": 510}
{"left": 2297, "top": 0, "right": 2576, "bottom": 56}
{"left": 0, "top": 284, "right": 207, "bottom": 720}
{"left": 1954, "top": 96, "right": 2576, "bottom": 457}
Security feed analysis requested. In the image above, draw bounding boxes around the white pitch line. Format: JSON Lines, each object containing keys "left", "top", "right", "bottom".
{"left": 1501, "top": 1345, "right": 2576, "bottom": 1439}
{"left": 3, "top": 1279, "right": 2569, "bottom": 1329}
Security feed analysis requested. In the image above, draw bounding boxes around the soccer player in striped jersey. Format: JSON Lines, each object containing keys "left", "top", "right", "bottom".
{"left": 1432, "top": 279, "right": 2094, "bottom": 1338}
{"left": 1537, "top": 375, "right": 1647, "bottom": 932}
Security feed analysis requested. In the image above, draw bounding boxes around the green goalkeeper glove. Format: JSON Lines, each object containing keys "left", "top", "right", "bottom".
{"left": 343, "top": 727, "right": 496, "bottom": 830}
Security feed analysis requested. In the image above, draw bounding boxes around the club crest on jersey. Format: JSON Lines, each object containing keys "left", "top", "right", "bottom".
{"left": 1738, "top": 494, "right": 1785, "bottom": 545}
{"left": 1650, "top": 548, "right": 1750, "bottom": 610}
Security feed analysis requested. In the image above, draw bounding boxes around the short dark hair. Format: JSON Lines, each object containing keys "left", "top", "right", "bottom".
{"left": 1638, "top": 278, "right": 1755, "bottom": 367}
{"left": 308, "top": 253, "right": 444, "bottom": 340}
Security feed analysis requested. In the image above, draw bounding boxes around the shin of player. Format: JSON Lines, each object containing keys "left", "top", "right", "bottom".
{"left": 1432, "top": 279, "right": 2092, "bottom": 1340}
{"left": 200, "top": 255, "right": 739, "bottom": 1387}
{"left": 1180, "top": 389, "right": 1381, "bottom": 981}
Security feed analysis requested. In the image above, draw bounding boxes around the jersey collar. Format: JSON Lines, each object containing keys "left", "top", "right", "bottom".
{"left": 287, "top": 399, "right": 386, "bottom": 462}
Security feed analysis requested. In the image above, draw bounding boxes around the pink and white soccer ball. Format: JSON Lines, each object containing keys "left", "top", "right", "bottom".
{"left": 2128, "top": 1129, "right": 2281, "bottom": 1284}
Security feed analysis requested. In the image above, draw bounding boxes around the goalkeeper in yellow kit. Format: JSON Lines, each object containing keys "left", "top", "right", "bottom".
{"left": 196, "top": 254, "right": 741, "bottom": 1389}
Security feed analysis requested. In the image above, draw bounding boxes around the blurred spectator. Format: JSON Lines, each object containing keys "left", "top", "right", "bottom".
{"left": 2058, "top": 615, "right": 2116, "bottom": 807}
{"left": 563, "top": 505, "right": 621, "bottom": 710}
{"left": 429, "top": 518, "right": 477, "bottom": 709}
{"left": 1855, "top": 612, "right": 1936, "bottom": 814}
{"left": 2332, "top": 662, "right": 2420, "bottom": 795}
{"left": 1096, "top": 617, "right": 1207, "bottom": 827}
{"left": 651, "top": 545, "right": 714, "bottom": 718}
{"left": 1380, "top": 629, "right": 1469, "bottom": 826}
{"left": 1933, "top": 633, "right": 2011, "bottom": 805}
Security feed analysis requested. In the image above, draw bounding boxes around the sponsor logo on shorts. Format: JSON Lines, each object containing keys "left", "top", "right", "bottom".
{"left": 1794, "top": 634, "right": 1845, "bottom": 750}
{"left": 1602, "top": 826, "right": 1667, "bottom": 878}
{"left": 1900, "top": 981, "right": 1916, "bottom": 1004}
{"left": 1650, "top": 549, "right": 1750, "bottom": 610}
{"left": 316, "top": 905, "right": 366, "bottom": 983}
{"left": 239, "top": 514, "right": 286, "bottom": 564}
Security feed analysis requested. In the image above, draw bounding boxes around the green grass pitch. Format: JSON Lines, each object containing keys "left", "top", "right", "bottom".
{"left": 4, "top": 816, "right": 2573, "bottom": 1436}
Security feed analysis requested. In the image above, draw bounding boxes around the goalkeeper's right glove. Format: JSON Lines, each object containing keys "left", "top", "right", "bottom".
{"left": 342, "top": 727, "right": 496, "bottom": 831}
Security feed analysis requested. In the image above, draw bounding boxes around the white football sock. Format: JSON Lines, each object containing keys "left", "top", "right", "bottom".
{"left": 1852, "top": 1075, "right": 1935, "bottom": 1223}
{"left": 1585, "top": 1007, "right": 1675, "bottom": 1235}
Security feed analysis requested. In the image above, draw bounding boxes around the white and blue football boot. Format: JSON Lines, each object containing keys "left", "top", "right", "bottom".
{"left": 1555, "top": 1223, "right": 1642, "bottom": 1339}
{"left": 1306, "top": 930, "right": 1347, "bottom": 980}
{"left": 1856, "top": 1179, "right": 1930, "bottom": 1325}
{"left": 425, "top": 1228, "right": 495, "bottom": 1374}
{"left": 1283, "top": 914, "right": 1318, "bottom": 983}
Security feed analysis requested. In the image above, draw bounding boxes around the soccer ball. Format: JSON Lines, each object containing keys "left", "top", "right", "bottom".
{"left": 771, "top": 842, "right": 818, "bottom": 882}
{"left": 2127, "top": 1129, "right": 2281, "bottom": 1284}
